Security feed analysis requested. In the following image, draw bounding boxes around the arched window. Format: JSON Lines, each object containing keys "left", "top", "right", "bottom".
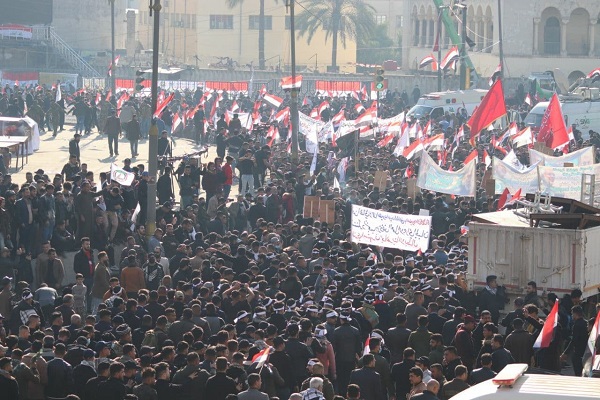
{"left": 544, "top": 17, "right": 560, "bottom": 55}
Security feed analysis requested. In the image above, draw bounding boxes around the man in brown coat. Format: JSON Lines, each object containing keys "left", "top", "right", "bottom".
{"left": 90, "top": 251, "right": 111, "bottom": 312}
{"left": 34, "top": 248, "right": 64, "bottom": 290}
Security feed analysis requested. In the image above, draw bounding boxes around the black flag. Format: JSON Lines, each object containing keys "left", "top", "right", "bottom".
{"left": 336, "top": 130, "right": 357, "bottom": 159}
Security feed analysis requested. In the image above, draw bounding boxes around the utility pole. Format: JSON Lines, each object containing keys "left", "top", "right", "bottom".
{"left": 459, "top": 5, "right": 467, "bottom": 90}
{"left": 147, "top": 0, "right": 161, "bottom": 237}
{"left": 287, "top": 0, "right": 299, "bottom": 164}
{"left": 110, "top": 0, "right": 116, "bottom": 94}
{"left": 497, "top": 0, "right": 504, "bottom": 79}
{"left": 437, "top": 9, "right": 442, "bottom": 91}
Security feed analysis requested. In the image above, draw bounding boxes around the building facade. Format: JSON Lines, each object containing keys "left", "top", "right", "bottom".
{"left": 402, "top": 0, "right": 600, "bottom": 86}
{"left": 136, "top": 0, "right": 357, "bottom": 72}
{"left": 363, "top": 0, "right": 405, "bottom": 41}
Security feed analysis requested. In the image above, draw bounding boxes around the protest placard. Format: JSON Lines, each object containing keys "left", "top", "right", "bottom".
{"left": 350, "top": 205, "right": 431, "bottom": 251}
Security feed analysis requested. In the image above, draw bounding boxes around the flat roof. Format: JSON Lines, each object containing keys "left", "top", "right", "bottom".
{"left": 451, "top": 374, "right": 600, "bottom": 400}
{"left": 471, "top": 210, "right": 531, "bottom": 227}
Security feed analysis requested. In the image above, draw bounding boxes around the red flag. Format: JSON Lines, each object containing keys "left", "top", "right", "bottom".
{"left": 467, "top": 79, "right": 507, "bottom": 144}
{"left": 538, "top": 93, "right": 569, "bottom": 150}
{"left": 280, "top": 75, "right": 303, "bottom": 89}
{"left": 497, "top": 188, "right": 509, "bottom": 210}
{"left": 377, "top": 133, "right": 395, "bottom": 148}
{"left": 302, "top": 96, "right": 308, "bottom": 106}
{"left": 533, "top": 301, "right": 559, "bottom": 348}
{"left": 154, "top": 93, "right": 174, "bottom": 117}
{"left": 263, "top": 93, "right": 283, "bottom": 108}
{"left": 260, "top": 84, "right": 267, "bottom": 96}
{"left": 505, "top": 189, "right": 522, "bottom": 206}
{"left": 440, "top": 46, "right": 459, "bottom": 70}
{"left": 463, "top": 149, "right": 478, "bottom": 165}
{"left": 252, "top": 346, "right": 272, "bottom": 368}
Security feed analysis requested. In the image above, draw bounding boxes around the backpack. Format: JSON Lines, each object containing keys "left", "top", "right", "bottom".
{"left": 141, "top": 329, "right": 158, "bottom": 348}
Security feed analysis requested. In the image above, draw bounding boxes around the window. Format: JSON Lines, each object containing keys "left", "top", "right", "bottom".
{"left": 543, "top": 16, "right": 560, "bottom": 55}
{"left": 210, "top": 15, "right": 233, "bottom": 30}
{"left": 376, "top": 15, "right": 387, "bottom": 25}
{"left": 249, "top": 15, "right": 273, "bottom": 30}
{"left": 396, "top": 15, "right": 404, "bottom": 28}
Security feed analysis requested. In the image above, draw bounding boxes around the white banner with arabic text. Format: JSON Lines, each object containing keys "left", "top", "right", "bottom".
{"left": 492, "top": 157, "right": 540, "bottom": 195}
{"left": 350, "top": 205, "right": 431, "bottom": 251}
{"left": 529, "top": 146, "right": 594, "bottom": 167}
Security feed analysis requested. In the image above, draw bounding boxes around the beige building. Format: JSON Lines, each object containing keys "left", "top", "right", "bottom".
{"left": 403, "top": 0, "right": 600, "bottom": 85}
{"left": 135, "top": 0, "right": 357, "bottom": 71}
{"left": 364, "top": 0, "right": 405, "bottom": 41}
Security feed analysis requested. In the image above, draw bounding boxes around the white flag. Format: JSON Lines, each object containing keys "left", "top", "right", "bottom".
{"left": 110, "top": 163, "right": 135, "bottom": 186}
{"left": 55, "top": 84, "right": 62, "bottom": 102}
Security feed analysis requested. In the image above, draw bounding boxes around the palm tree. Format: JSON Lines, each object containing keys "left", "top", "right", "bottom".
{"left": 226, "top": 0, "right": 274, "bottom": 70}
{"left": 295, "top": 0, "right": 376, "bottom": 71}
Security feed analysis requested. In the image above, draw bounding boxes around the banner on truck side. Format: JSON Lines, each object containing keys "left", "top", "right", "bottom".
{"left": 539, "top": 163, "right": 600, "bottom": 200}
{"left": 350, "top": 205, "right": 431, "bottom": 252}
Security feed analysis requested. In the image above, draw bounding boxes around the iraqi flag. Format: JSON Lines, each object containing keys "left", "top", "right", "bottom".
{"left": 582, "top": 310, "right": 600, "bottom": 377}
{"left": 280, "top": 75, "right": 303, "bottom": 89}
{"left": 537, "top": 93, "right": 569, "bottom": 150}
{"left": 154, "top": 93, "right": 174, "bottom": 117}
{"left": 403, "top": 139, "right": 424, "bottom": 160}
{"left": 440, "top": 46, "right": 459, "bottom": 70}
{"left": 463, "top": 149, "right": 478, "bottom": 165}
{"left": 512, "top": 127, "right": 534, "bottom": 148}
{"left": 251, "top": 346, "right": 273, "bottom": 368}
{"left": 110, "top": 163, "right": 135, "bottom": 186}
{"left": 263, "top": 93, "right": 283, "bottom": 108}
{"left": 488, "top": 64, "right": 502, "bottom": 87}
{"left": 533, "top": 300, "right": 559, "bottom": 349}
{"left": 587, "top": 68, "right": 600, "bottom": 80}
{"left": 419, "top": 54, "right": 437, "bottom": 69}
{"left": 467, "top": 79, "right": 507, "bottom": 145}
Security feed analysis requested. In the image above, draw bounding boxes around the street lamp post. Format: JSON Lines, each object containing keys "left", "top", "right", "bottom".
{"left": 146, "top": 0, "right": 161, "bottom": 237}
{"left": 286, "top": 0, "right": 299, "bottom": 164}
{"left": 109, "top": 0, "right": 116, "bottom": 94}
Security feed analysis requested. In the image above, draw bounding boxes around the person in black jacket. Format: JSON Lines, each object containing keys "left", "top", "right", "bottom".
{"left": 349, "top": 354, "right": 384, "bottom": 400}
{"left": 391, "top": 347, "right": 416, "bottom": 400}
{"left": 98, "top": 362, "right": 128, "bottom": 400}
{"left": 69, "top": 133, "right": 81, "bottom": 161}
{"left": 332, "top": 311, "right": 362, "bottom": 395}
{"left": 284, "top": 323, "right": 313, "bottom": 389}
{"left": 127, "top": 115, "right": 141, "bottom": 157}
{"left": 469, "top": 353, "right": 496, "bottom": 385}
{"left": 46, "top": 343, "right": 74, "bottom": 398}
{"left": 205, "top": 357, "right": 238, "bottom": 400}
{"left": 561, "top": 305, "right": 589, "bottom": 377}
{"left": 73, "top": 349, "right": 97, "bottom": 397}
{"left": 0, "top": 357, "right": 18, "bottom": 400}
{"left": 82, "top": 361, "right": 110, "bottom": 400}
{"left": 478, "top": 275, "right": 507, "bottom": 325}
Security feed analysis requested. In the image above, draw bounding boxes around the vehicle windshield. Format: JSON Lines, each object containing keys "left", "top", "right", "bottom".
{"left": 524, "top": 111, "right": 545, "bottom": 128}
{"left": 407, "top": 105, "right": 433, "bottom": 120}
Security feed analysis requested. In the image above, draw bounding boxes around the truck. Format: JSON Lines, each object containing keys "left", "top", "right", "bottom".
{"left": 467, "top": 207, "right": 600, "bottom": 300}
{"left": 524, "top": 98, "right": 600, "bottom": 140}
{"left": 406, "top": 89, "right": 488, "bottom": 122}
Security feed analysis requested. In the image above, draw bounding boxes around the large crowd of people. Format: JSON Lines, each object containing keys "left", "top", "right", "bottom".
{"left": 0, "top": 82, "right": 597, "bottom": 400}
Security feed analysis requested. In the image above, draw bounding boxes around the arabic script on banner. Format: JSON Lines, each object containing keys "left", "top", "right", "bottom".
{"left": 350, "top": 205, "right": 431, "bottom": 252}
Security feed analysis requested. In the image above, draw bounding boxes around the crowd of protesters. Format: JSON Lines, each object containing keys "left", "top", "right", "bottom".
{"left": 0, "top": 81, "right": 597, "bottom": 400}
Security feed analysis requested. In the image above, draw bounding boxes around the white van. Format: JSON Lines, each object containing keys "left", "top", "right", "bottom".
{"left": 451, "top": 364, "right": 600, "bottom": 400}
{"left": 406, "top": 89, "right": 488, "bottom": 122}
{"left": 524, "top": 100, "right": 600, "bottom": 140}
